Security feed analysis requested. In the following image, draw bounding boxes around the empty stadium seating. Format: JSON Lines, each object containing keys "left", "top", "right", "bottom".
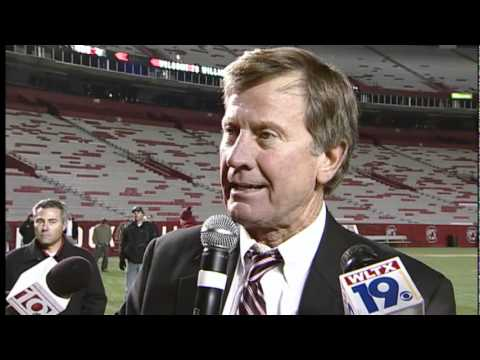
{"left": 5, "top": 42, "right": 478, "bottom": 248}
{"left": 140, "top": 45, "right": 280, "bottom": 68}
{"left": 5, "top": 108, "right": 225, "bottom": 222}
{"left": 6, "top": 102, "right": 476, "bottom": 227}
{"left": 373, "top": 45, "right": 477, "bottom": 93}
{"left": 327, "top": 142, "right": 476, "bottom": 225}
{"left": 110, "top": 44, "right": 477, "bottom": 94}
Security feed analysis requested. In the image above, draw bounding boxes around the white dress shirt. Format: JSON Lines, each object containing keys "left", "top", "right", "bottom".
{"left": 222, "top": 203, "right": 327, "bottom": 315}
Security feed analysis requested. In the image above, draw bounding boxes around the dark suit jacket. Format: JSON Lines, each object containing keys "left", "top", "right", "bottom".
{"left": 120, "top": 210, "right": 456, "bottom": 315}
{"left": 6, "top": 238, "right": 108, "bottom": 315}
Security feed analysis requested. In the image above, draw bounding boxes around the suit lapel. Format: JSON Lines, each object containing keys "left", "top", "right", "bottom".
{"left": 176, "top": 274, "right": 198, "bottom": 315}
{"left": 297, "top": 210, "right": 350, "bottom": 315}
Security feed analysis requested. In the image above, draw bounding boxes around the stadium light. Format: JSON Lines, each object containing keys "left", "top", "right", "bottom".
{"left": 451, "top": 92, "right": 472, "bottom": 100}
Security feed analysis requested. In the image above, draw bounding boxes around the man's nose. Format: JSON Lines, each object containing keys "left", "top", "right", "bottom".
{"left": 224, "top": 131, "right": 256, "bottom": 170}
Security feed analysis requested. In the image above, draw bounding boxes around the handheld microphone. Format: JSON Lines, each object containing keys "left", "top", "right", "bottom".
{"left": 339, "top": 244, "right": 424, "bottom": 315}
{"left": 6, "top": 256, "right": 92, "bottom": 315}
{"left": 193, "top": 215, "right": 239, "bottom": 315}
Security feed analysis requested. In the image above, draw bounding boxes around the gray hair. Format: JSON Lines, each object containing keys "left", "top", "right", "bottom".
{"left": 32, "top": 199, "right": 69, "bottom": 225}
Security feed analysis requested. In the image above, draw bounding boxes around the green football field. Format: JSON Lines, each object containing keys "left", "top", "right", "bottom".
{"left": 100, "top": 247, "right": 478, "bottom": 315}
{"left": 397, "top": 247, "right": 478, "bottom": 315}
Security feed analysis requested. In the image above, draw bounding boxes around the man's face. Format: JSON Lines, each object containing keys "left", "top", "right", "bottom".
{"left": 34, "top": 207, "right": 65, "bottom": 248}
{"left": 220, "top": 74, "right": 324, "bottom": 236}
{"left": 133, "top": 211, "right": 144, "bottom": 223}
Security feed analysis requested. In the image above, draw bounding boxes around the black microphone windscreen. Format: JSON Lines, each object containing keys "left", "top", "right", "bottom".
{"left": 340, "top": 244, "right": 379, "bottom": 274}
{"left": 46, "top": 256, "right": 92, "bottom": 298}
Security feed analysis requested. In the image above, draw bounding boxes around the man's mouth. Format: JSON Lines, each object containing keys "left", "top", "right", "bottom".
{"left": 230, "top": 183, "right": 266, "bottom": 192}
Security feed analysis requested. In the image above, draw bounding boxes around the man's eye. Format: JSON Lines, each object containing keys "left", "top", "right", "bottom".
{"left": 223, "top": 126, "right": 236, "bottom": 135}
{"left": 222, "top": 126, "right": 239, "bottom": 140}
{"left": 258, "top": 131, "right": 276, "bottom": 140}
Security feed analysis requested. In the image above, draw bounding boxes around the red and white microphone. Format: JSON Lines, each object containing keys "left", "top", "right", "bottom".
{"left": 339, "top": 245, "right": 424, "bottom": 315}
{"left": 6, "top": 256, "right": 92, "bottom": 315}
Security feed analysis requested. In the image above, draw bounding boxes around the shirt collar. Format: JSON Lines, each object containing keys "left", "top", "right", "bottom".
{"left": 32, "top": 237, "right": 67, "bottom": 259}
{"left": 238, "top": 202, "right": 327, "bottom": 283}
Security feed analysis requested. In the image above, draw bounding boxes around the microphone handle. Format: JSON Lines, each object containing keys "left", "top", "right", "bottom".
{"left": 5, "top": 305, "right": 18, "bottom": 315}
{"left": 193, "top": 287, "right": 225, "bottom": 315}
{"left": 5, "top": 290, "right": 17, "bottom": 315}
{"left": 193, "top": 247, "right": 230, "bottom": 315}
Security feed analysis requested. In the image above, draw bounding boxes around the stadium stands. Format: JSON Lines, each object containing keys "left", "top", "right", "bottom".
{"left": 5, "top": 108, "right": 225, "bottom": 223}
{"left": 141, "top": 45, "right": 280, "bottom": 68}
{"left": 5, "top": 44, "right": 477, "bottom": 248}
{"left": 111, "top": 44, "right": 477, "bottom": 94}
{"left": 327, "top": 142, "right": 476, "bottom": 225}
{"left": 302, "top": 45, "right": 436, "bottom": 92}
{"left": 373, "top": 45, "right": 477, "bottom": 92}
{"left": 6, "top": 101, "right": 476, "bottom": 227}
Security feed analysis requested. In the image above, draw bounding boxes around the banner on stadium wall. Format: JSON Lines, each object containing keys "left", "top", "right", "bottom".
{"left": 425, "top": 225, "right": 438, "bottom": 243}
{"left": 466, "top": 226, "right": 477, "bottom": 244}
{"left": 386, "top": 225, "right": 397, "bottom": 236}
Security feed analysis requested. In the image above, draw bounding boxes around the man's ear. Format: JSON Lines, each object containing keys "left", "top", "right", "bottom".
{"left": 316, "top": 141, "right": 348, "bottom": 186}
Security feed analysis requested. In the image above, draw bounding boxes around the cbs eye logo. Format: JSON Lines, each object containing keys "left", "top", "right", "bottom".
{"left": 399, "top": 291, "right": 413, "bottom": 301}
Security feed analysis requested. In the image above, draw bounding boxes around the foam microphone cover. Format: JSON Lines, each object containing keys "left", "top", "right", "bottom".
{"left": 46, "top": 256, "right": 92, "bottom": 298}
{"left": 340, "top": 244, "right": 379, "bottom": 274}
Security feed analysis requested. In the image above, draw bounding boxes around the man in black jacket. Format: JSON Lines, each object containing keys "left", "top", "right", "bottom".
{"left": 5, "top": 199, "right": 107, "bottom": 315}
{"left": 119, "top": 206, "right": 158, "bottom": 298}
{"left": 19, "top": 214, "right": 35, "bottom": 246}
{"left": 70, "top": 216, "right": 79, "bottom": 244}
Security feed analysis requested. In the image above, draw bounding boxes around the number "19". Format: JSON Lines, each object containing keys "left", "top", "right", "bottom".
{"left": 351, "top": 277, "right": 399, "bottom": 313}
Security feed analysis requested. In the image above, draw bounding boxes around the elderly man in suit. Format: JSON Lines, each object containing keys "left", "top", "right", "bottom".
{"left": 118, "top": 47, "right": 455, "bottom": 315}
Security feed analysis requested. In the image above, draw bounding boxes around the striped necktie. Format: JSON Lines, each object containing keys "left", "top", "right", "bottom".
{"left": 238, "top": 248, "right": 283, "bottom": 315}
